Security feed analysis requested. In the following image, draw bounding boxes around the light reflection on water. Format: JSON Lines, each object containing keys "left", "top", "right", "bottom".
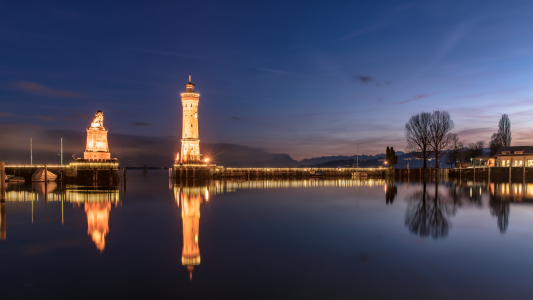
{"left": 1, "top": 171, "right": 533, "bottom": 299}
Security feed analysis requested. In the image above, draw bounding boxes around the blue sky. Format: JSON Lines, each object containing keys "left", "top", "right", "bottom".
{"left": 1, "top": 0, "right": 533, "bottom": 161}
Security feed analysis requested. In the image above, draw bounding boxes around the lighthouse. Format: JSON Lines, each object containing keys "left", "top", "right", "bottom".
{"left": 179, "top": 76, "right": 201, "bottom": 163}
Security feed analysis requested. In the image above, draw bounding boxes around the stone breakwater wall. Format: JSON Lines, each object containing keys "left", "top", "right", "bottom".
{"left": 5, "top": 166, "right": 62, "bottom": 179}
{"left": 173, "top": 165, "right": 457, "bottom": 181}
{"left": 174, "top": 165, "right": 401, "bottom": 180}
{"left": 448, "top": 167, "right": 533, "bottom": 182}
{"left": 5, "top": 160, "right": 119, "bottom": 186}
{"left": 64, "top": 160, "right": 120, "bottom": 185}
{"left": 387, "top": 168, "right": 450, "bottom": 179}
{"left": 212, "top": 167, "right": 389, "bottom": 179}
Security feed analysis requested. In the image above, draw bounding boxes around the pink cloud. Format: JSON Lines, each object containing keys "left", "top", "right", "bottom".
{"left": 397, "top": 94, "right": 430, "bottom": 104}
{"left": 12, "top": 81, "right": 82, "bottom": 98}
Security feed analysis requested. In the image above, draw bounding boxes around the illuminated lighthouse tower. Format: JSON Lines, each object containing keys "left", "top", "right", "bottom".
{"left": 180, "top": 76, "right": 201, "bottom": 163}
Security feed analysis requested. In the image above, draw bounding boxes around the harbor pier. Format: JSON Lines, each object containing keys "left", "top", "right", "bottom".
{"left": 4, "top": 162, "right": 119, "bottom": 186}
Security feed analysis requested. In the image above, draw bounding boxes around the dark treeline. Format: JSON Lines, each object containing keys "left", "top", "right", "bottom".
{"left": 385, "top": 181, "right": 510, "bottom": 237}
{"left": 403, "top": 112, "right": 512, "bottom": 168}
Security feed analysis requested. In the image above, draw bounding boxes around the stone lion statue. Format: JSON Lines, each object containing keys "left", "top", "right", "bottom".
{"left": 90, "top": 110, "right": 104, "bottom": 128}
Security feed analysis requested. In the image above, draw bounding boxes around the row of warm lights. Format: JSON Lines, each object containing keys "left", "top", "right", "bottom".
{"left": 218, "top": 167, "right": 384, "bottom": 171}
{"left": 70, "top": 162, "right": 119, "bottom": 167}
{"left": 173, "top": 179, "right": 387, "bottom": 198}
{"left": 5, "top": 191, "right": 38, "bottom": 202}
{"left": 65, "top": 191, "right": 119, "bottom": 203}
{"left": 211, "top": 179, "right": 386, "bottom": 192}
{"left": 5, "top": 165, "right": 64, "bottom": 168}
{"left": 5, "top": 190, "right": 118, "bottom": 202}
{"left": 495, "top": 183, "right": 533, "bottom": 196}
{"left": 199, "top": 179, "right": 388, "bottom": 195}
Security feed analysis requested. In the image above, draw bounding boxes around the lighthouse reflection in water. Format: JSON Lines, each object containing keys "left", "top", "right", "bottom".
{"left": 174, "top": 183, "right": 208, "bottom": 280}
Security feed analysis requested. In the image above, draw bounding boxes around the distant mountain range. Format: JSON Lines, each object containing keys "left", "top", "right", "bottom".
{"left": 308, "top": 152, "right": 451, "bottom": 169}
{"left": 299, "top": 152, "right": 404, "bottom": 166}
{"left": 0, "top": 124, "right": 301, "bottom": 168}
{"left": 1, "top": 121, "right": 470, "bottom": 168}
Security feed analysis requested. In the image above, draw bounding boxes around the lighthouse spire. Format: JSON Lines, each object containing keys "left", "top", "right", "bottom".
{"left": 179, "top": 76, "right": 201, "bottom": 163}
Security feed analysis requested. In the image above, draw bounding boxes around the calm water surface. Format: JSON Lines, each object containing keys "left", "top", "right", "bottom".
{"left": 1, "top": 170, "right": 533, "bottom": 299}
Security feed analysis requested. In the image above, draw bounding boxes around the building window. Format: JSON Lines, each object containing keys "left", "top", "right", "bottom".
{"left": 502, "top": 151, "right": 510, "bottom": 154}
{"left": 528, "top": 160, "right": 533, "bottom": 167}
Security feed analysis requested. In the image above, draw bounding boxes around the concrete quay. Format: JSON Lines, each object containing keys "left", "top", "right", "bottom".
{"left": 174, "top": 165, "right": 394, "bottom": 180}
{"left": 448, "top": 167, "right": 533, "bottom": 182}
{"left": 4, "top": 160, "right": 119, "bottom": 186}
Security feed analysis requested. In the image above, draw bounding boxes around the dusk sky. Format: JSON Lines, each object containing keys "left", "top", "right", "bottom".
{"left": 2, "top": 0, "right": 533, "bottom": 163}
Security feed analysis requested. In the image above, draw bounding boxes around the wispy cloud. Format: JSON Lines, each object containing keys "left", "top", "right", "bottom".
{"left": 231, "top": 116, "right": 244, "bottom": 121}
{"left": 115, "top": 46, "right": 206, "bottom": 59}
{"left": 397, "top": 94, "right": 430, "bottom": 104}
{"left": 412, "top": 17, "right": 485, "bottom": 78}
{"left": 41, "top": 4, "right": 81, "bottom": 21}
{"left": 392, "top": 3, "right": 412, "bottom": 11}
{"left": 253, "top": 67, "right": 299, "bottom": 76}
{"left": 353, "top": 75, "right": 381, "bottom": 86}
{"left": 337, "top": 24, "right": 384, "bottom": 41}
{"left": 12, "top": 81, "right": 82, "bottom": 98}
{"left": 35, "top": 111, "right": 92, "bottom": 122}
{"left": 37, "top": 115, "right": 57, "bottom": 121}
{"left": 0, "top": 112, "right": 18, "bottom": 118}
{"left": 455, "top": 127, "right": 493, "bottom": 136}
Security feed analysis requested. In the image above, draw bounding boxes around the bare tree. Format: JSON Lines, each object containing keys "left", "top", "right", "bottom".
{"left": 405, "top": 182, "right": 454, "bottom": 239}
{"left": 489, "top": 192, "right": 509, "bottom": 234}
{"left": 489, "top": 114, "right": 512, "bottom": 156}
{"left": 446, "top": 134, "right": 463, "bottom": 168}
{"left": 465, "top": 140, "right": 485, "bottom": 161}
{"left": 499, "top": 114, "right": 512, "bottom": 146}
{"left": 489, "top": 133, "right": 501, "bottom": 157}
{"left": 429, "top": 111, "right": 454, "bottom": 169}
{"left": 405, "top": 112, "right": 431, "bottom": 169}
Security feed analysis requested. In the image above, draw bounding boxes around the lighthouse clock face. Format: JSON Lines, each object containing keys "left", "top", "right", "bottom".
{"left": 194, "top": 113, "right": 198, "bottom": 119}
